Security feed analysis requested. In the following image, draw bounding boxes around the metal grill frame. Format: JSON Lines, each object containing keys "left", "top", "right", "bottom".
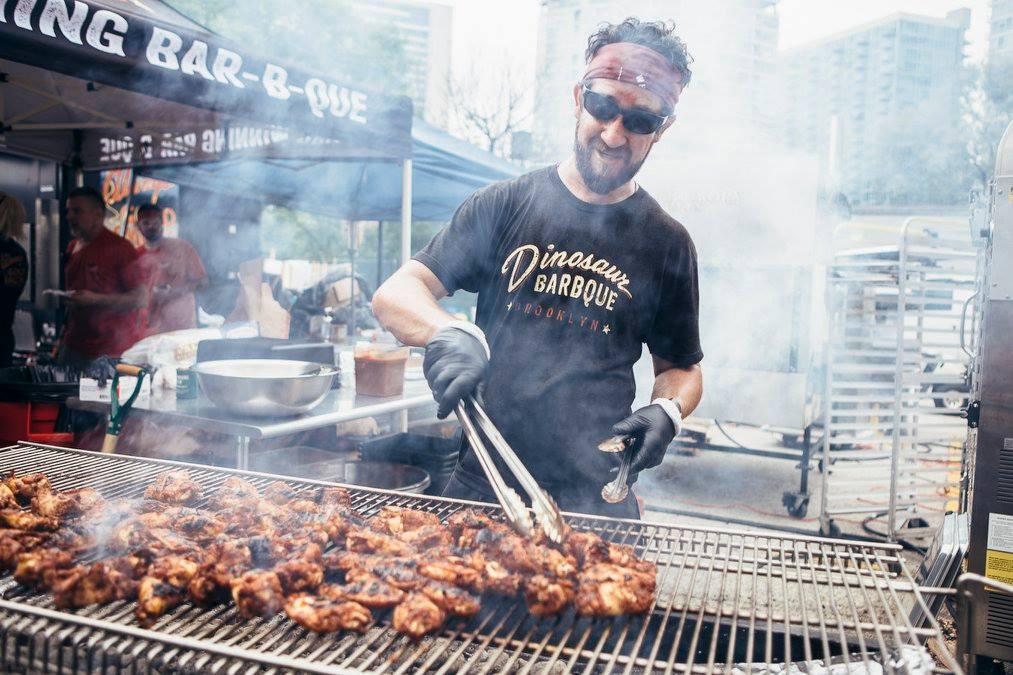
{"left": 0, "top": 442, "right": 960, "bottom": 674}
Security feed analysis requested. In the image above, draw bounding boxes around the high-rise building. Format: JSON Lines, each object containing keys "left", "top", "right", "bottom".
{"left": 533, "top": 0, "right": 779, "bottom": 161}
{"left": 779, "top": 10, "right": 970, "bottom": 204}
{"left": 989, "top": 0, "right": 1013, "bottom": 76}
{"left": 351, "top": 0, "right": 453, "bottom": 126}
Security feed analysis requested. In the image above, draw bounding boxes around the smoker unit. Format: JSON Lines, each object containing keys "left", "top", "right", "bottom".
{"left": 963, "top": 119, "right": 1013, "bottom": 667}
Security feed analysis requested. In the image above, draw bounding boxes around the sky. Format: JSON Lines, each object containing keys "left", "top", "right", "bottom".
{"left": 442, "top": 0, "right": 991, "bottom": 85}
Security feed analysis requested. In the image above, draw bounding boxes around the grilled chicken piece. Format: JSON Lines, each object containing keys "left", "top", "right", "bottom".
{"left": 262, "top": 481, "right": 301, "bottom": 504}
{"left": 524, "top": 575, "right": 576, "bottom": 616}
{"left": 206, "top": 477, "right": 260, "bottom": 511}
{"left": 318, "top": 486, "right": 351, "bottom": 509}
{"left": 285, "top": 593, "right": 372, "bottom": 633}
{"left": 417, "top": 558, "right": 482, "bottom": 590}
{"left": 135, "top": 556, "right": 201, "bottom": 623}
{"left": 347, "top": 558, "right": 425, "bottom": 591}
{"left": 606, "top": 543, "right": 656, "bottom": 575}
{"left": 0, "top": 483, "right": 18, "bottom": 509}
{"left": 481, "top": 559, "right": 522, "bottom": 596}
{"left": 188, "top": 539, "right": 254, "bottom": 605}
{"left": 161, "top": 507, "right": 226, "bottom": 541}
{"left": 136, "top": 575, "right": 186, "bottom": 624}
{"left": 274, "top": 558, "right": 324, "bottom": 595}
{"left": 4, "top": 472, "right": 51, "bottom": 505}
{"left": 345, "top": 527, "right": 416, "bottom": 557}
{"left": 231, "top": 570, "right": 285, "bottom": 619}
{"left": 392, "top": 593, "right": 446, "bottom": 639}
{"left": 0, "top": 509, "right": 59, "bottom": 532}
{"left": 322, "top": 507, "right": 367, "bottom": 545}
{"left": 419, "top": 581, "right": 480, "bottom": 617}
{"left": 109, "top": 513, "right": 173, "bottom": 551}
{"left": 482, "top": 535, "right": 577, "bottom": 578}
{"left": 399, "top": 525, "right": 453, "bottom": 548}
{"left": 102, "top": 554, "right": 150, "bottom": 600}
{"left": 144, "top": 470, "right": 202, "bottom": 505}
{"left": 31, "top": 487, "right": 105, "bottom": 520}
{"left": 368, "top": 506, "right": 440, "bottom": 535}
{"left": 565, "top": 531, "right": 611, "bottom": 568}
{"left": 445, "top": 509, "right": 497, "bottom": 539}
{"left": 320, "top": 576, "right": 405, "bottom": 608}
{"left": 0, "top": 528, "right": 50, "bottom": 569}
{"left": 575, "top": 563, "right": 655, "bottom": 616}
{"left": 13, "top": 548, "right": 75, "bottom": 587}
{"left": 52, "top": 563, "right": 118, "bottom": 609}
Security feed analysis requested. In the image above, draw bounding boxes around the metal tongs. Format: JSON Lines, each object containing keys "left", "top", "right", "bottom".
{"left": 454, "top": 395, "right": 566, "bottom": 544}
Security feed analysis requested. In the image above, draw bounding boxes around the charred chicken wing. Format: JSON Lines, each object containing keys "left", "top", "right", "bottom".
{"left": 230, "top": 570, "right": 285, "bottom": 619}
{"left": 524, "top": 575, "right": 576, "bottom": 616}
{"left": 320, "top": 576, "right": 405, "bottom": 608}
{"left": 575, "top": 563, "right": 656, "bottom": 616}
{"left": 4, "top": 472, "right": 51, "bottom": 505}
{"left": 345, "top": 527, "right": 416, "bottom": 557}
{"left": 392, "top": 593, "right": 446, "bottom": 639}
{"left": 0, "top": 509, "right": 59, "bottom": 532}
{"left": 419, "top": 581, "right": 480, "bottom": 617}
{"left": 144, "top": 470, "right": 202, "bottom": 504}
{"left": 31, "top": 487, "right": 105, "bottom": 520}
{"left": 284, "top": 593, "right": 371, "bottom": 633}
{"left": 13, "top": 548, "right": 75, "bottom": 587}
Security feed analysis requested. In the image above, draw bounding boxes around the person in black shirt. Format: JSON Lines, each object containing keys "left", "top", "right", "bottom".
{"left": 372, "top": 18, "right": 703, "bottom": 518}
{"left": 0, "top": 193, "right": 28, "bottom": 368}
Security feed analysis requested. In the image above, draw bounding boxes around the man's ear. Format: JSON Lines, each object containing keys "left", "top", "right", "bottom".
{"left": 572, "top": 83, "right": 582, "bottom": 119}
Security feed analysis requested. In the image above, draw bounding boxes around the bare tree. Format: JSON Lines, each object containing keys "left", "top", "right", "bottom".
{"left": 964, "top": 63, "right": 1013, "bottom": 189}
{"left": 446, "top": 67, "right": 534, "bottom": 158}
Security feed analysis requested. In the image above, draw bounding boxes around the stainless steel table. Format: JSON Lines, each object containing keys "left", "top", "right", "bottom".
{"left": 65, "top": 378, "right": 434, "bottom": 469}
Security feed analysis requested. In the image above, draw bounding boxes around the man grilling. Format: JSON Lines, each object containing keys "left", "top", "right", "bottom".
{"left": 372, "top": 18, "right": 703, "bottom": 519}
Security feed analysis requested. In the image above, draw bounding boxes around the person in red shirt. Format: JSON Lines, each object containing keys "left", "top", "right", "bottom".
{"left": 59, "top": 187, "right": 147, "bottom": 366}
{"left": 136, "top": 204, "right": 208, "bottom": 336}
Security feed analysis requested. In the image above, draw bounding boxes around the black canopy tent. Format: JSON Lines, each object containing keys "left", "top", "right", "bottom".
{"left": 0, "top": 0, "right": 418, "bottom": 268}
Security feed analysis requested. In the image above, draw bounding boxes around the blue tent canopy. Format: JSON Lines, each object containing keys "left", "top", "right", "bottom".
{"left": 142, "top": 119, "right": 522, "bottom": 222}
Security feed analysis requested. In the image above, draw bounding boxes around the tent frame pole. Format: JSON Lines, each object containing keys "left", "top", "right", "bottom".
{"left": 400, "top": 158, "right": 412, "bottom": 267}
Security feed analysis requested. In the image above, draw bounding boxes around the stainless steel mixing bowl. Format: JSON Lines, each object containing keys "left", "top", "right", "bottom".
{"left": 191, "top": 359, "right": 338, "bottom": 416}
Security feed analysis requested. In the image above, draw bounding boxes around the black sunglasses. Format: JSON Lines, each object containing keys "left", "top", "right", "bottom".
{"left": 581, "top": 85, "right": 670, "bottom": 135}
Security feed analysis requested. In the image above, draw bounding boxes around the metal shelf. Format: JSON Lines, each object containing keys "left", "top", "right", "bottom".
{"left": 819, "top": 217, "right": 977, "bottom": 541}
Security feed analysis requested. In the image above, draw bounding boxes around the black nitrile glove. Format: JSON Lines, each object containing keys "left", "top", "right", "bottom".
{"left": 423, "top": 326, "right": 489, "bottom": 419}
{"left": 82, "top": 356, "right": 119, "bottom": 387}
{"left": 611, "top": 404, "right": 677, "bottom": 474}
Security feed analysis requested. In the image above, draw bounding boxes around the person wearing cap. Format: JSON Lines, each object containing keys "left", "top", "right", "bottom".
{"left": 59, "top": 186, "right": 147, "bottom": 367}
{"left": 372, "top": 18, "right": 703, "bottom": 519}
{"left": 0, "top": 192, "right": 28, "bottom": 367}
{"left": 136, "top": 203, "right": 208, "bottom": 337}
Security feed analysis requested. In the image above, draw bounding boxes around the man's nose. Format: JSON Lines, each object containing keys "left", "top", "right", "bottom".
{"left": 600, "top": 116, "right": 627, "bottom": 148}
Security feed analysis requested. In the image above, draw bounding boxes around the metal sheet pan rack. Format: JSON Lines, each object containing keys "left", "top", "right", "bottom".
{"left": 0, "top": 442, "right": 959, "bottom": 674}
{"left": 820, "top": 217, "right": 980, "bottom": 542}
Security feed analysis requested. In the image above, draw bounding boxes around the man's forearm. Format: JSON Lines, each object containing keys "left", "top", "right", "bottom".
{"left": 652, "top": 363, "right": 703, "bottom": 417}
{"left": 94, "top": 287, "right": 148, "bottom": 312}
{"left": 372, "top": 274, "right": 455, "bottom": 347}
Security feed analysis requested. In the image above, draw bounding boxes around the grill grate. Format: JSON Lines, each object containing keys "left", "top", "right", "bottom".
{"left": 0, "top": 443, "right": 960, "bottom": 674}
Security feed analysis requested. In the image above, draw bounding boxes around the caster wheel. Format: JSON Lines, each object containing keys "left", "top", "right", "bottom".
{"left": 781, "top": 492, "right": 810, "bottom": 519}
{"left": 820, "top": 520, "right": 842, "bottom": 538}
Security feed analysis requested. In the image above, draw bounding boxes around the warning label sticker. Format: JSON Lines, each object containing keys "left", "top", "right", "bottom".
{"left": 988, "top": 513, "right": 1013, "bottom": 553}
{"left": 987, "top": 551, "right": 1013, "bottom": 585}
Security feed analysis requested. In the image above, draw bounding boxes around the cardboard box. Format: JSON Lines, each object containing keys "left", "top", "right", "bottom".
{"left": 79, "top": 376, "right": 152, "bottom": 406}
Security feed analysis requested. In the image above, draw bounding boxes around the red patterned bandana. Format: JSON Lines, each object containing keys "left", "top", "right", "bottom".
{"left": 582, "top": 42, "right": 683, "bottom": 112}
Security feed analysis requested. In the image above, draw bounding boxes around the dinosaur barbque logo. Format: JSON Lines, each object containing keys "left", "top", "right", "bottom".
{"left": 501, "top": 243, "right": 632, "bottom": 311}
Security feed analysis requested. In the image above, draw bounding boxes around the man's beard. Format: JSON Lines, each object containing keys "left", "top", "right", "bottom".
{"left": 143, "top": 230, "right": 162, "bottom": 243}
{"left": 573, "top": 129, "right": 649, "bottom": 195}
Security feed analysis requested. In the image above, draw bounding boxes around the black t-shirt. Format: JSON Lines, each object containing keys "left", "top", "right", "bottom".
{"left": 414, "top": 165, "right": 702, "bottom": 492}
{"left": 0, "top": 238, "right": 27, "bottom": 366}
